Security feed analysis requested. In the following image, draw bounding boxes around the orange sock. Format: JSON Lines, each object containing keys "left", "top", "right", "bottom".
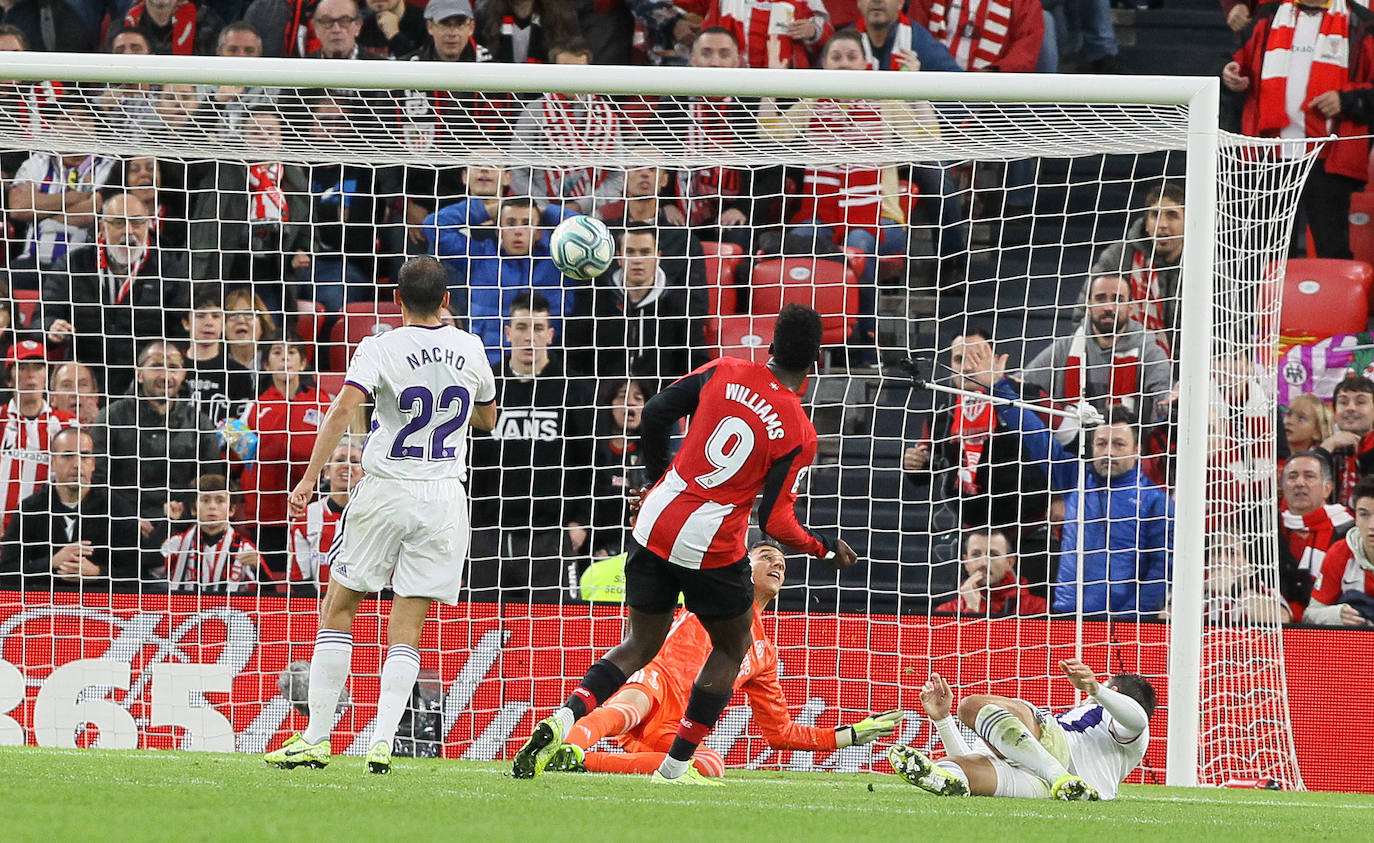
{"left": 567, "top": 701, "right": 641, "bottom": 749}
{"left": 584, "top": 751, "right": 668, "bottom": 775}
{"left": 584, "top": 748, "right": 725, "bottom": 777}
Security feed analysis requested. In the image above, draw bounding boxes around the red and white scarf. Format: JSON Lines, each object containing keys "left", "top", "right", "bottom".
{"left": 926, "top": 0, "right": 1014, "bottom": 71}
{"left": 949, "top": 393, "right": 996, "bottom": 495}
{"left": 96, "top": 234, "right": 150, "bottom": 305}
{"left": 855, "top": 13, "right": 916, "bottom": 70}
{"left": 164, "top": 526, "right": 255, "bottom": 593}
{"left": 1281, "top": 501, "right": 1353, "bottom": 576}
{"left": 1129, "top": 251, "right": 1167, "bottom": 338}
{"left": 538, "top": 93, "right": 618, "bottom": 199}
{"left": 248, "top": 162, "right": 288, "bottom": 224}
{"left": 1258, "top": 0, "right": 1350, "bottom": 136}
{"left": 1063, "top": 326, "right": 1143, "bottom": 403}
{"left": 125, "top": 1, "right": 199, "bottom": 55}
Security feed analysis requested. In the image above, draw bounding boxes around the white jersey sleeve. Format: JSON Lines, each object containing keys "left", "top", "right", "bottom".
{"left": 350, "top": 324, "right": 495, "bottom": 482}
{"left": 1055, "top": 703, "right": 1150, "bottom": 800}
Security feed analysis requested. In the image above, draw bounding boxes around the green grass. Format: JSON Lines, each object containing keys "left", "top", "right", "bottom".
{"left": 2, "top": 747, "right": 1370, "bottom": 842}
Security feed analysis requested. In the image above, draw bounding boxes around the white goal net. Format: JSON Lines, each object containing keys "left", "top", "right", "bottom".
{"left": 0, "top": 54, "right": 1311, "bottom": 790}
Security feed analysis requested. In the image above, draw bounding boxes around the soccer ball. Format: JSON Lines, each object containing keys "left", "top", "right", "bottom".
{"left": 550, "top": 215, "right": 615, "bottom": 280}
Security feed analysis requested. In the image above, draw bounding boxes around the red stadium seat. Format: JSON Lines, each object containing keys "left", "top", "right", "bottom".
{"left": 328, "top": 302, "right": 403, "bottom": 371}
{"left": 295, "top": 300, "right": 326, "bottom": 343}
{"left": 699, "top": 240, "right": 743, "bottom": 317}
{"left": 1349, "top": 193, "right": 1374, "bottom": 293}
{"left": 749, "top": 258, "right": 858, "bottom": 345}
{"left": 1279, "top": 259, "right": 1372, "bottom": 346}
{"left": 12, "top": 289, "right": 38, "bottom": 330}
{"left": 708, "top": 314, "right": 775, "bottom": 364}
{"left": 316, "top": 371, "right": 346, "bottom": 399}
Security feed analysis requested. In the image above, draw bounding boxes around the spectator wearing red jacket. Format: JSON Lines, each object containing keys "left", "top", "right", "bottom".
{"left": 703, "top": 0, "right": 831, "bottom": 68}
{"left": 936, "top": 528, "right": 1047, "bottom": 617}
{"left": 1305, "top": 474, "right": 1374, "bottom": 626}
{"left": 907, "top": 0, "right": 1043, "bottom": 73}
{"left": 241, "top": 334, "right": 333, "bottom": 565}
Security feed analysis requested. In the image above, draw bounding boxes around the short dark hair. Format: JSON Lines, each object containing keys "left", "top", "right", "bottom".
{"left": 821, "top": 29, "right": 865, "bottom": 62}
{"left": 217, "top": 20, "right": 262, "bottom": 53}
{"left": 1286, "top": 449, "right": 1334, "bottom": 485}
{"left": 1332, "top": 375, "right": 1374, "bottom": 404}
{"left": 498, "top": 197, "right": 538, "bottom": 219}
{"left": 0, "top": 23, "right": 29, "bottom": 49}
{"left": 620, "top": 224, "right": 658, "bottom": 247}
{"left": 1351, "top": 475, "right": 1374, "bottom": 510}
{"left": 957, "top": 327, "right": 993, "bottom": 343}
{"left": 105, "top": 25, "right": 152, "bottom": 53}
{"left": 1144, "top": 181, "right": 1185, "bottom": 209}
{"left": 770, "top": 303, "right": 823, "bottom": 373}
{"left": 51, "top": 425, "right": 93, "bottom": 454}
{"left": 1098, "top": 403, "right": 1140, "bottom": 445}
{"left": 549, "top": 37, "right": 594, "bottom": 63}
{"left": 192, "top": 288, "right": 223, "bottom": 311}
{"left": 1107, "top": 673, "right": 1158, "bottom": 720}
{"left": 397, "top": 255, "right": 448, "bottom": 316}
{"left": 694, "top": 26, "right": 739, "bottom": 48}
{"left": 962, "top": 527, "right": 1015, "bottom": 556}
{"left": 508, "top": 290, "right": 551, "bottom": 317}
{"left": 198, "top": 473, "right": 240, "bottom": 495}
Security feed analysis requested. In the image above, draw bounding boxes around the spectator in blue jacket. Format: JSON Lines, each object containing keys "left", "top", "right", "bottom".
{"left": 423, "top": 195, "right": 577, "bottom": 364}
{"left": 966, "top": 343, "right": 1173, "bottom": 618}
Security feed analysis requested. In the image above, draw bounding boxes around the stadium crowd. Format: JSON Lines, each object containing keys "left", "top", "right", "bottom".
{"left": 0, "top": 0, "right": 1370, "bottom": 630}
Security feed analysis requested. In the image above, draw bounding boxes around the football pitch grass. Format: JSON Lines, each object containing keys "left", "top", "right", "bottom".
{"left": 2, "top": 747, "right": 1370, "bottom": 842}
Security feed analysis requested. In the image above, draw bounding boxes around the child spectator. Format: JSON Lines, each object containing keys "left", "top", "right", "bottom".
{"left": 287, "top": 438, "right": 362, "bottom": 595}
{"left": 161, "top": 473, "right": 260, "bottom": 593}
{"left": 0, "top": 340, "right": 77, "bottom": 534}
{"left": 1198, "top": 532, "right": 1289, "bottom": 625}
{"left": 241, "top": 334, "right": 333, "bottom": 566}
{"left": 181, "top": 289, "right": 260, "bottom": 427}
{"left": 588, "top": 377, "right": 648, "bottom": 560}
{"left": 1282, "top": 392, "right": 1334, "bottom": 475}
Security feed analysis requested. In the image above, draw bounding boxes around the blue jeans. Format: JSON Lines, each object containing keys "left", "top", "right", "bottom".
{"left": 69, "top": 0, "right": 134, "bottom": 38}
{"left": 1067, "top": 0, "right": 1118, "bottom": 61}
{"left": 907, "top": 164, "right": 969, "bottom": 260}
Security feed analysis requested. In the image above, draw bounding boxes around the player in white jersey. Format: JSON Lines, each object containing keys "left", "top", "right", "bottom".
{"left": 264, "top": 256, "right": 498, "bottom": 775}
{"left": 888, "top": 658, "right": 1156, "bottom": 801}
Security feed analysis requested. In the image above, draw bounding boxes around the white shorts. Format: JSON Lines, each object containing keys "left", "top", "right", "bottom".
{"left": 328, "top": 476, "right": 470, "bottom": 604}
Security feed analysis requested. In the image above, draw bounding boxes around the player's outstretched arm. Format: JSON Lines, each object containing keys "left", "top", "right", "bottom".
{"left": 921, "top": 672, "right": 973, "bottom": 756}
{"left": 1059, "top": 659, "right": 1149, "bottom": 741}
{"left": 287, "top": 385, "right": 367, "bottom": 519}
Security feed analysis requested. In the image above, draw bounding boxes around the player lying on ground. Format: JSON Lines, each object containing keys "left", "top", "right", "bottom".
{"left": 888, "top": 658, "right": 1156, "bottom": 801}
{"left": 540, "top": 539, "right": 900, "bottom": 777}
{"left": 512, "top": 304, "right": 858, "bottom": 784}
{"left": 263, "top": 256, "right": 498, "bottom": 775}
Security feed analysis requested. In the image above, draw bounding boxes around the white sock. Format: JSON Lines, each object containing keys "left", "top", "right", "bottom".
{"left": 656, "top": 755, "right": 690, "bottom": 779}
{"left": 302, "top": 629, "right": 352, "bottom": 745}
{"left": 973, "top": 704, "right": 1068, "bottom": 783}
{"left": 369, "top": 644, "right": 422, "bottom": 751}
{"left": 553, "top": 706, "right": 576, "bottom": 736}
{"left": 934, "top": 759, "right": 970, "bottom": 786}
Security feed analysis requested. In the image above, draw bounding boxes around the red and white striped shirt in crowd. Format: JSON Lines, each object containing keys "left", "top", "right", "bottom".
{"left": 792, "top": 99, "right": 890, "bottom": 237}
{"left": 703, "top": 0, "right": 832, "bottom": 68}
{"left": 288, "top": 497, "right": 344, "bottom": 591}
{"left": 910, "top": 0, "right": 1044, "bottom": 73}
{"left": 161, "top": 525, "right": 259, "bottom": 593}
{"left": 0, "top": 400, "right": 77, "bottom": 532}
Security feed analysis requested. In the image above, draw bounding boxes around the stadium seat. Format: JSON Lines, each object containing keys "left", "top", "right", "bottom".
{"left": 316, "top": 371, "right": 345, "bottom": 399}
{"left": 699, "top": 240, "right": 743, "bottom": 318}
{"left": 328, "top": 302, "right": 403, "bottom": 371}
{"left": 1279, "top": 259, "right": 1372, "bottom": 345}
{"left": 749, "top": 257, "right": 858, "bottom": 345}
{"left": 295, "top": 300, "right": 326, "bottom": 344}
{"left": 1349, "top": 192, "right": 1374, "bottom": 285}
{"left": 709, "top": 314, "right": 775, "bottom": 364}
{"left": 12, "top": 289, "right": 38, "bottom": 330}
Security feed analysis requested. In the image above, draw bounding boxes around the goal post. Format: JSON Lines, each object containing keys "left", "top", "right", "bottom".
{"left": 0, "top": 51, "right": 1313, "bottom": 790}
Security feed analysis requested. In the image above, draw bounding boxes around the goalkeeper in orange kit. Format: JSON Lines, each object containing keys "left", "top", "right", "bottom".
{"left": 542, "top": 540, "right": 902, "bottom": 781}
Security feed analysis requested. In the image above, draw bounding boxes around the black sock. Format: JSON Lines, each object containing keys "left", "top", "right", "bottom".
{"left": 667, "top": 686, "right": 732, "bottom": 763}
{"left": 563, "top": 658, "right": 628, "bottom": 720}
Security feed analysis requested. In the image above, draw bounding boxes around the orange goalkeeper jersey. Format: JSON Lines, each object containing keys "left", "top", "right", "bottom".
{"left": 621, "top": 604, "right": 838, "bottom": 753}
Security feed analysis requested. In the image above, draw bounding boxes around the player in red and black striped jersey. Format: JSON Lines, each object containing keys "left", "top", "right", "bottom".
{"left": 287, "top": 439, "right": 363, "bottom": 594}
{"left": 514, "top": 303, "right": 858, "bottom": 784}
{"left": 0, "top": 340, "right": 77, "bottom": 535}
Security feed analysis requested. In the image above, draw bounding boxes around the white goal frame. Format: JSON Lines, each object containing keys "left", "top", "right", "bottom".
{"left": 0, "top": 52, "right": 1226, "bottom": 787}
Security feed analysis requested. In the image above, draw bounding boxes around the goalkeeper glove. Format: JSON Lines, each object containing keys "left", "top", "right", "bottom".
{"left": 835, "top": 709, "right": 903, "bottom": 747}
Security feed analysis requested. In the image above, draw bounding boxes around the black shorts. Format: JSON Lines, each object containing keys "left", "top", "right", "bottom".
{"left": 623, "top": 545, "right": 754, "bottom": 621}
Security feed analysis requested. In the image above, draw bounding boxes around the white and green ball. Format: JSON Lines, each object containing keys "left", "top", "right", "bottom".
{"left": 550, "top": 215, "right": 615, "bottom": 280}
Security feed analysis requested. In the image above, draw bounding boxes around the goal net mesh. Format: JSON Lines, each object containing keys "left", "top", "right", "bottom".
{"left": 0, "top": 67, "right": 1310, "bottom": 790}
